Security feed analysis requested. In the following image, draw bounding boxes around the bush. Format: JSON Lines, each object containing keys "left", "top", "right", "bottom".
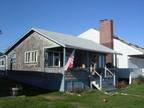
{"left": 73, "top": 88, "right": 83, "bottom": 94}
{"left": 133, "top": 75, "right": 144, "bottom": 84}
{"left": 116, "top": 81, "right": 128, "bottom": 88}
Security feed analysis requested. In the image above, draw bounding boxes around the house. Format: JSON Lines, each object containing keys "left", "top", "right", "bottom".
{"left": 79, "top": 19, "right": 144, "bottom": 83}
{"left": 0, "top": 55, "right": 6, "bottom": 74}
{"left": 0, "top": 28, "right": 118, "bottom": 91}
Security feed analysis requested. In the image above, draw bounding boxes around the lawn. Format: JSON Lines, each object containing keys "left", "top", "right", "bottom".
{"left": 0, "top": 77, "right": 144, "bottom": 108}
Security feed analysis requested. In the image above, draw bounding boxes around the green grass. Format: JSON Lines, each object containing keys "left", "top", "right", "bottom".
{"left": 118, "top": 83, "right": 144, "bottom": 95}
{"left": 0, "top": 77, "right": 144, "bottom": 108}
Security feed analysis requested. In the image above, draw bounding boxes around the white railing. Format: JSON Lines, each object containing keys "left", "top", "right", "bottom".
{"left": 104, "top": 67, "right": 116, "bottom": 86}
{"left": 90, "top": 67, "right": 102, "bottom": 90}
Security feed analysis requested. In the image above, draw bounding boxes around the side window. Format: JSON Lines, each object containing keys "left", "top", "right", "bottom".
{"left": 11, "top": 53, "right": 16, "bottom": 63}
{"left": 25, "top": 50, "right": 38, "bottom": 63}
{"left": 0, "top": 59, "right": 5, "bottom": 67}
{"left": 9, "top": 53, "right": 16, "bottom": 64}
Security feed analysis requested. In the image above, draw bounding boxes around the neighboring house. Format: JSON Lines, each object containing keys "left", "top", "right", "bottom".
{"left": 0, "top": 28, "right": 118, "bottom": 91}
{"left": 0, "top": 56, "right": 6, "bottom": 70}
{"left": 79, "top": 19, "right": 144, "bottom": 83}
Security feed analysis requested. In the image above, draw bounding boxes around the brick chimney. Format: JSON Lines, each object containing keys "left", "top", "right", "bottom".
{"left": 100, "top": 19, "right": 113, "bottom": 64}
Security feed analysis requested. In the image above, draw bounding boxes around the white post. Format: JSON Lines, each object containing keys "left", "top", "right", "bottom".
{"left": 104, "top": 66, "right": 107, "bottom": 78}
{"left": 60, "top": 47, "right": 66, "bottom": 92}
{"left": 100, "top": 76, "right": 102, "bottom": 90}
{"left": 63, "top": 47, "right": 66, "bottom": 67}
{"left": 113, "top": 74, "right": 116, "bottom": 86}
{"left": 129, "top": 74, "right": 132, "bottom": 84}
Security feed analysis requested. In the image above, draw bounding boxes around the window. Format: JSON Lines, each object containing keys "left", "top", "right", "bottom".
{"left": 0, "top": 59, "right": 5, "bottom": 67}
{"left": 47, "top": 51, "right": 60, "bottom": 67}
{"left": 54, "top": 52, "right": 60, "bottom": 66}
{"left": 25, "top": 50, "right": 38, "bottom": 63}
{"left": 48, "top": 52, "right": 53, "bottom": 66}
{"left": 11, "top": 53, "right": 16, "bottom": 63}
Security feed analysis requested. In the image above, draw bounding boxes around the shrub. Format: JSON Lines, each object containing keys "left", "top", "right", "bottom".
{"left": 134, "top": 75, "right": 144, "bottom": 84}
{"left": 73, "top": 88, "right": 83, "bottom": 94}
{"left": 116, "top": 81, "right": 128, "bottom": 88}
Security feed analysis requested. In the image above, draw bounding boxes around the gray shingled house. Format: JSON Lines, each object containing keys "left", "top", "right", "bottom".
{"left": 0, "top": 28, "right": 118, "bottom": 92}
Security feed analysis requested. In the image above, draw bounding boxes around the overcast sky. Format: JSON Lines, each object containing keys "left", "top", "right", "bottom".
{"left": 0, "top": 0, "right": 144, "bottom": 52}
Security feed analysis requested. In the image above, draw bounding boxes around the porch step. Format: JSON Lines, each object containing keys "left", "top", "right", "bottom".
{"left": 90, "top": 68, "right": 116, "bottom": 92}
{"left": 102, "top": 78, "right": 116, "bottom": 91}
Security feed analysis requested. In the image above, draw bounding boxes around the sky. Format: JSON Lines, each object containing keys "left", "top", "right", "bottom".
{"left": 0, "top": 0, "right": 144, "bottom": 52}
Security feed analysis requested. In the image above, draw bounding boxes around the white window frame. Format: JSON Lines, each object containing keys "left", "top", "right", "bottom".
{"left": 24, "top": 50, "right": 38, "bottom": 63}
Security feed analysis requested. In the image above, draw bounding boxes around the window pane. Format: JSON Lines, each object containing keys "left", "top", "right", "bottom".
{"left": 32, "top": 52, "right": 35, "bottom": 62}
{"left": 11, "top": 53, "right": 16, "bottom": 63}
{"left": 35, "top": 51, "right": 37, "bottom": 62}
{"left": 28, "top": 52, "right": 30, "bottom": 62}
{"left": 48, "top": 52, "right": 53, "bottom": 66}
{"left": 2, "top": 61, "right": 4, "bottom": 65}
{"left": 54, "top": 53, "right": 59, "bottom": 66}
{"left": 54, "top": 57, "right": 59, "bottom": 66}
{"left": 26, "top": 53, "right": 28, "bottom": 62}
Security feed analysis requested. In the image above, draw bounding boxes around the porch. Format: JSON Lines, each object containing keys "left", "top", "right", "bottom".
{"left": 43, "top": 47, "right": 106, "bottom": 73}
{"left": 43, "top": 46, "right": 117, "bottom": 92}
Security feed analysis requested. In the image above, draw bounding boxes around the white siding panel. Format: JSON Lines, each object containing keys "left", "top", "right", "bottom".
{"left": 113, "top": 39, "right": 143, "bottom": 68}
{"left": 79, "top": 28, "right": 100, "bottom": 44}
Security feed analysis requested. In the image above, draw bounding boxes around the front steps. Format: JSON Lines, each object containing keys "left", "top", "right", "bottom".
{"left": 91, "top": 77, "right": 116, "bottom": 91}
{"left": 90, "top": 67, "right": 116, "bottom": 92}
{"left": 102, "top": 78, "right": 116, "bottom": 91}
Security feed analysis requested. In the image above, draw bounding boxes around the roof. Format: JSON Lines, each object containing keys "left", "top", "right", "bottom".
{"left": 5, "top": 28, "right": 118, "bottom": 54}
{"left": 80, "top": 28, "right": 144, "bottom": 55}
{"left": 114, "top": 36, "right": 144, "bottom": 54}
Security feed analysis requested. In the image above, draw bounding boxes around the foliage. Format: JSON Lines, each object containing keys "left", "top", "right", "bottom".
{"left": 116, "top": 81, "right": 128, "bottom": 88}
{"left": 133, "top": 75, "right": 144, "bottom": 84}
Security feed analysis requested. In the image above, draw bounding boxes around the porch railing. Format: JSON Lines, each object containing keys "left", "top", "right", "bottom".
{"left": 104, "top": 67, "right": 116, "bottom": 86}
{"left": 90, "top": 67, "right": 102, "bottom": 90}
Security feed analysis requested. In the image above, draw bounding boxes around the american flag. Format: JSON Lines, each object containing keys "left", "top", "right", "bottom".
{"left": 64, "top": 49, "right": 75, "bottom": 71}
